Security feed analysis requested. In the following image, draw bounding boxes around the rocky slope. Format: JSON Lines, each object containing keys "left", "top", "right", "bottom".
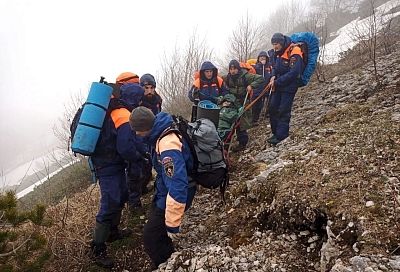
{"left": 155, "top": 45, "right": 400, "bottom": 271}
{"left": 29, "top": 44, "right": 400, "bottom": 272}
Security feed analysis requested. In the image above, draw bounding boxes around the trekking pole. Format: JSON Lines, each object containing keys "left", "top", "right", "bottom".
{"left": 262, "top": 89, "right": 273, "bottom": 119}
{"left": 225, "top": 91, "right": 250, "bottom": 156}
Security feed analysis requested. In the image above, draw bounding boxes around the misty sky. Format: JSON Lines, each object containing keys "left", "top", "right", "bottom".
{"left": 0, "top": 0, "right": 280, "bottom": 172}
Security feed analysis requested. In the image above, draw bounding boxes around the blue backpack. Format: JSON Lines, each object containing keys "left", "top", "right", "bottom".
{"left": 290, "top": 32, "right": 320, "bottom": 87}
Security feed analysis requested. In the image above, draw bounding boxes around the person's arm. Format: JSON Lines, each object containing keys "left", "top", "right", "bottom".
{"left": 158, "top": 133, "right": 188, "bottom": 234}
{"left": 188, "top": 85, "right": 197, "bottom": 102}
{"left": 247, "top": 73, "right": 265, "bottom": 90}
{"left": 111, "top": 109, "right": 141, "bottom": 161}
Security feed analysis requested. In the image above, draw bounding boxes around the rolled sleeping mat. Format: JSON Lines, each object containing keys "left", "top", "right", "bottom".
{"left": 71, "top": 82, "right": 113, "bottom": 155}
{"left": 197, "top": 100, "right": 220, "bottom": 128}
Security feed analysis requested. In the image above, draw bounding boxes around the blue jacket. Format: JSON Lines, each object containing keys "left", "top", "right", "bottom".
{"left": 188, "top": 61, "right": 227, "bottom": 104}
{"left": 147, "top": 112, "right": 195, "bottom": 233}
{"left": 271, "top": 36, "right": 303, "bottom": 93}
{"left": 253, "top": 51, "right": 272, "bottom": 97}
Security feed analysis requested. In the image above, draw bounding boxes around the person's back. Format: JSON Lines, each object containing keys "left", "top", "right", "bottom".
{"left": 89, "top": 74, "right": 145, "bottom": 269}
{"left": 188, "top": 61, "right": 226, "bottom": 104}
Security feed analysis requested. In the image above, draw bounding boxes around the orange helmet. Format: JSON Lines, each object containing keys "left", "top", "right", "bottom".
{"left": 116, "top": 72, "right": 140, "bottom": 84}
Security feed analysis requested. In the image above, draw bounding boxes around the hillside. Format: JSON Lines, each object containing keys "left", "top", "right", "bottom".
{"left": 10, "top": 41, "right": 397, "bottom": 272}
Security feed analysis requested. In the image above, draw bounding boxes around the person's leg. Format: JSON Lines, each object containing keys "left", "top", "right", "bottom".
{"left": 108, "top": 172, "right": 132, "bottom": 242}
{"left": 275, "top": 91, "right": 296, "bottom": 141}
{"left": 92, "top": 174, "right": 126, "bottom": 268}
{"left": 127, "top": 171, "right": 143, "bottom": 209}
{"left": 143, "top": 206, "right": 175, "bottom": 268}
{"left": 252, "top": 96, "right": 264, "bottom": 125}
{"left": 236, "top": 129, "right": 248, "bottom": 148}
{"left": 268, "top": 91, "right": 281, "bottom": 137}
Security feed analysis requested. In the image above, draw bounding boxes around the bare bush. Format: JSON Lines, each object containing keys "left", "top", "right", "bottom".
{"left": 53, "top": 91, "right": 85, "bottom": 151}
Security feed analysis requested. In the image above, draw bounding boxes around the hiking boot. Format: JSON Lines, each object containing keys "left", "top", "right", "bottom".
{"left": 231, "top": 144, "right": 246, "bottom": 153}
{"left": 267, "top": 135, "right": 280, "bottom": 146}
{"left": 107, "top": 227, "right": 133, "bottom": 243}
{"left": 89, "top": 241, "right": 114, "bottom": 269}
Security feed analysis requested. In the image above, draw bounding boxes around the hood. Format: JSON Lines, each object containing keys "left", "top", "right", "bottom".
{"left": 257, "top": 51, "right": 269, "bottom": 63}
{"left": 120, "top": 83, "right": 144, "bottom": 108}
{"left": 199, "top": 61, "right": 218, "bottom": 81}
{"left": 148, "top": 112, "right": 174, "bottom": 145}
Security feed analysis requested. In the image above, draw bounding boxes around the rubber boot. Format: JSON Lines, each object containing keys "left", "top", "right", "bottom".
{"left": 108, "top": 212, "right": 132, "bottom": 242}
{"left": 90, "top": 222, "right": 114, "bottom": 268}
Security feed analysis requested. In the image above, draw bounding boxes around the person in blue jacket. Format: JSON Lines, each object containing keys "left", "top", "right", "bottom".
{"left": 115, "top": 72, "right": 151, "bottom": 214}
{"left": 89, "top": 76, "right": 146, "bottom": 268}
{"left": 252, "top": 51, "right": 272, "bottom": 126}
{"left": 188, "top": 61, "right": 227, "bottom": 104}
{"left": 129, "top": 107, "right": 196, "bottom": 268}
{"left": 266, "top": 33, "right": 304, "bottom": 145}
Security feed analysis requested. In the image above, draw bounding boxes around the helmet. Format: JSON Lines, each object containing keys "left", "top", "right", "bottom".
{"left": 116, "top": 72, "right": 140, "bottom": 84}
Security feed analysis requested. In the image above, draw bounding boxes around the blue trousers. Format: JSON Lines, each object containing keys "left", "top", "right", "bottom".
{"left": 268, "top": 90, "right": 297, "bottom": 141}
{"left": 236, "top": 129, "right": 248, "bottom": 146}
{"left": 96, "top": 171, "right": 128, "bottom": 226}
{"left": 252, "top": 96, "right": 265, "bottom": 123}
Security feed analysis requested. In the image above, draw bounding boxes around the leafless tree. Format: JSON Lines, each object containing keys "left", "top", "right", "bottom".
{"left": 53, "top": 92, "right": 85, "bottom": 151}
{"left": 158, "top": 31, "right": 213, "bottom": 118}
{"left": 349, "top": 0, "right": 382, "bottom": 80}
{"left": 260, "top": 0, "right": 308, "bottom": 49}
{"left": 227, "top": 12, "right": 264, "bottom": 62}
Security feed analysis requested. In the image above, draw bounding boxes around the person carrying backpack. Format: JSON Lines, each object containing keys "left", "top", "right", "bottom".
{"left": 188, "top": 61, "right": 227, "bottom": 104}
{"left": 89, "top": 74, "right": 147, "bottom": 269}
{"left": 266, "top": 33, "right": 304, "bottom": 145}
{"left": 252, "top": 51, "right": 272, "bottom": 126}
{"left": 223, "top": 59, "right": 265, "bottom": 152}
{"left": 128, "top": 107, "right": 197, "bottom": 268}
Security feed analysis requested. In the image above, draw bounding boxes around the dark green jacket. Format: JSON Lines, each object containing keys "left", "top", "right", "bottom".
{"left": 223, "top": 69, "right": 264, "bottom": 130}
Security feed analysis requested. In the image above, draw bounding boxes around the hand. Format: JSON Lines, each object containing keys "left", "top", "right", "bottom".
{"left": 268, "top": 76, "right": 276, "bottom": 92}
{"left": 167, "top": 231, "right": 180, "bottom": 242}
{"left": 246, "top": 85, "right": 253, "bottom": 98}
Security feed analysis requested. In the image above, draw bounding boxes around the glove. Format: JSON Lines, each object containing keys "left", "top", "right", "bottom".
{"left": 167, "top": 231, "right": 180, "bottom": 242}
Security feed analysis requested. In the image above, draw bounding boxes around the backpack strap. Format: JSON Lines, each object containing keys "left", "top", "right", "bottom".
{"left": 157, "top": 116, "right": 199, "bottom": 175}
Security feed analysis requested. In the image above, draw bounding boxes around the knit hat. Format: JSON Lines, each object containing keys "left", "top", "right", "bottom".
{"left": 271, "top": 33, "right": 285, "bottom": 46}
{"left": 129, "top": 106, "right": 155, "bottom": 132}
{"left": 228, "top": 59, "right": 240, "bottom": 70}
{"left": 140, "top": 73, "right": 156, "bottom": 87}
{"left": 116, "top": 72, "right": 140, "bottom": 84}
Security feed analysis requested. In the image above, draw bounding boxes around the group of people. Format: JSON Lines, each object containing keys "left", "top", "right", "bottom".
{"left": 88, "top": 32, "right": 304, "bottom": 269}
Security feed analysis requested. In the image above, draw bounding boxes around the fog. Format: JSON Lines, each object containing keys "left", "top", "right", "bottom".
{"left": 0, "top": 0, "right": 280, "bottom": 183}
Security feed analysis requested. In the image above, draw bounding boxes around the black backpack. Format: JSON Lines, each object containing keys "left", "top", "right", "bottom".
{"left": 158, "top": 116, "right": 229, "bottom": 201}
